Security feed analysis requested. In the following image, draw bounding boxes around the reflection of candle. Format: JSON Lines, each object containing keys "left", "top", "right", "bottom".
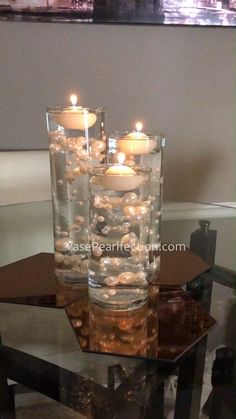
{"left": 55, "top": 94, "right": 97, "bottom": 130}
{"left": 118, "top": 122, "right": 155, "bottom": 155}
{"left": 101, "top": 153, "right": 143, "bottom": 191}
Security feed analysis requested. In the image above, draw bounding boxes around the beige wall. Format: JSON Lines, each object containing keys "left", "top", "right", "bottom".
{"left": 0, "top": 22, "right": 235, "bottom": 202}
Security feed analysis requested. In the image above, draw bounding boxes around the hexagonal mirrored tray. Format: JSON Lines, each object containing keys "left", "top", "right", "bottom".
{"left": 66, "top": 286, "right": 216, "bottom": 363}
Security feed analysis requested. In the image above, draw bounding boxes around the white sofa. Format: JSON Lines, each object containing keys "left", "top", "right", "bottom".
{"left": 0, "top": 151, "right": 51, "bottom": 206}
{"left": 0, "top": 151, "right": 53, "bottom": 266}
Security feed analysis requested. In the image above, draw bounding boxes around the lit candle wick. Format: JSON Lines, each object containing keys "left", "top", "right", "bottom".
{"left": 135, "top": 121, "right": 143, "bottom": 133}
{"left": 70, "top": 94, "right": 78, "bottom": 107}
{"left": 117, "top": 152, "right": 126, "bottom": 165}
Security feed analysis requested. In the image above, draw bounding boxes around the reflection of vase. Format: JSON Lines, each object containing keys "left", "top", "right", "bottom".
{"left": 89, "top": 302, "right": 149, "bottom": 356}
{"left": 89, "top": 286, "right": 159, "bottom": 358}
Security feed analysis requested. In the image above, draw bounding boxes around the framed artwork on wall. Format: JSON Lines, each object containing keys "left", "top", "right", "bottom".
{"left": 0, "top": 0, "right": 236, "bottom": 26}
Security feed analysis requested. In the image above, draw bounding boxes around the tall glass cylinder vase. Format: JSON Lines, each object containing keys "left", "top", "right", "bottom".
{"left": 108, "top": 129, "right": 165, "bottom": 285}
{"left": 46, "top": 106, "right": 106, "bottom": 286}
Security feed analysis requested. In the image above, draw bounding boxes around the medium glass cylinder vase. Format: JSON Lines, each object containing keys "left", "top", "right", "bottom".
{"left": 46, "top": 106, "right": 106, "bottom": 286}
{"left": 108, "top": 129, "right": 165, "bottom": 285}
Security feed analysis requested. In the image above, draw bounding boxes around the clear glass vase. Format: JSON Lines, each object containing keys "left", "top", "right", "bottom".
{"left": 46, "top": 106, "right": 106, "bottom": 286}
{"left": 108, "top": 129, "right": 165, "bottom": 285}
{"left": 88, "top": 162, "right": 159, "bottom": 309}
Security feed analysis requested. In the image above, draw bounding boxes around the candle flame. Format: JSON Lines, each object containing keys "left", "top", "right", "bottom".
{"left": 70, "top": 94, "right": 78, "bottom": 107}
{"left": 135, "top": 121, "right": 143, "bottom": 132}
{"left": 117, "top": 152, "right": 126, "bottom": 165}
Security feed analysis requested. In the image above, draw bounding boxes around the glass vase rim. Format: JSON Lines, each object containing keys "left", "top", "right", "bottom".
{"left": 46, "top": 106, "right": 106, "bottom": 113}
{"left": 110, "top": 130, "right": 165, "bottom": 138}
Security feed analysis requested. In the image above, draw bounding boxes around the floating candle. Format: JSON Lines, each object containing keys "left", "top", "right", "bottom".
{"left": 118, "top": 122, "right": 156, "bottom": 155}
{"left": 100, "top": 153, "right": 144, "bottom": 191}
{"left": 106, "top": 156, "right": 135, "bottom": 177}
{"left": 55, "top": 94, "right": 97, "bottom": 130}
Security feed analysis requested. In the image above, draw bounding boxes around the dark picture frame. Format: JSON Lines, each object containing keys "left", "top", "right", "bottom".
{"left": 0, "top": 0, "right": 236, "bottom": 26}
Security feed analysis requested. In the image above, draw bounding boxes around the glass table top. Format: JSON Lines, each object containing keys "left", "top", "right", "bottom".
{"left": 0, "top": 200, "right": 235, "bottom": 418}
{"left": 0, "top": 251, "right": 216, "bottom": 363}
{"left": 0, "top": 199, "right": 235, "bottom": 271}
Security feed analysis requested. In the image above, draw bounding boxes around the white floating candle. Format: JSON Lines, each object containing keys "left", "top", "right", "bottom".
{"left": 100, "top": 153, "right": 144, "bottom": 191}
{"left": 118, "top": 122, "right": 155, "bottom": 155}
{"left": 55, "top": 94, "right": 97, "bottom": 130}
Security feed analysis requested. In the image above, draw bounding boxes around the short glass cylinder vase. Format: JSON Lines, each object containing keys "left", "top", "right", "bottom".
{"left": 108, "top": 130, "right": 165, "bottom": 279}
{"left": 88, "top": 163, "right": 159, "bottom": 309}
{"left": 46, "top": 106, "right": 106, "bottom": 286}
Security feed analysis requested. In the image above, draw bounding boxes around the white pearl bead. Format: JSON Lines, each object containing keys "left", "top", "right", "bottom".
{"left": 121, "top": 232, "right": 138, "bottom": 247}
{"left": 112, "top": 225, "right": 124, "bottom": 233}
{"left": 75, "top": 215, "right": 85, "bottom": 225}
{"left": 69, "top": 224, "right": 81, "bottom": 233}
{"left": 93, "top": 246, "right": 103, "bottom": 257}
{"left": 65, "top": 171, "right": 76, "bottom": 184}
{"left": 123, "top": 205, "right": 149, "bottom": 221}
{"left": 122, "top": 222, "right": 130, "bottom": 229}
{"left": 79, "top": 162, "right": 89, "bottom": 174}
{"left": 104, "top": 276, "right": 119, "bottom": 286}
{"left": 123, "top": 205, "right": 136, "bottom": 217}
{"left": 78, "top": 136, "right": 86, "bottom": 146}
{"left": 77, "top": 149, "right": 89, "bottom": 161}
{"left": 72, "top": 189, "right": 77, "bottom": 197}
{"left": 101, "top": 226, "right": 111, "bottom": 235}
{"left": 61, "top": 231, "right": 69, "bottom": 237}
{"left": 64, "top": 255, "right": 73, "bottom": 266}
{"left": 70, "top": 255, "right": 82, "bottom": 266}
{"left": 55, "top": 238, "right": 73, "bottom": 252}
{"left": 100, "top": 257, "right": 111, "bottom": 266}
{"left": 118, "top": 272, "right": 136, "bottom": 285}
{"left": 49, "top": 143, "right": 62, "bottom": 153}
{"left": 73, "top": 167, "right": 81, "bottom": 176}
{"left": 54, "top": 252, "right": 64, "bottom": 264}
{"left": 108, "top": 289, "right": 117, "bottom": 296}
{"left": 112, "top": 258, "right": 124, "bottom": 268}
{"left": 48, "top": 131, "right": 61, "bottom": 141}
{"left": 91, "top": 140, "right": 106, "bottom": 152}
{"left": 122, "top": 192, "right": 138, "bottom": 205}
{"left": 94, "top": 195, "right": 108, "bottom": 209}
